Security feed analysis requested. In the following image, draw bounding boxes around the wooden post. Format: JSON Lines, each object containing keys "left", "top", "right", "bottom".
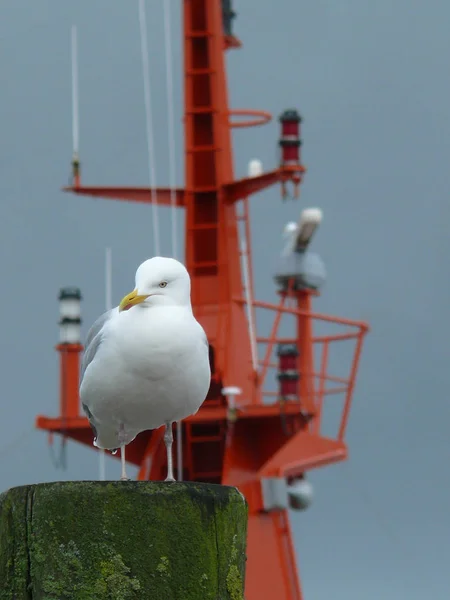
{"left": 0, "top": 481, "right": 248, "bottom": 599}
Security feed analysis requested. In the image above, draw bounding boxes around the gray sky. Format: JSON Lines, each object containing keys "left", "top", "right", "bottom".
{"left": 1, "top": 1, "right": 449, "bottom": 597}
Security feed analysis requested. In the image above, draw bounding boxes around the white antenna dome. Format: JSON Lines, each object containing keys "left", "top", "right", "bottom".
{"left": 248, "top": 159, "right": 263, "bottom": 177}
{"left": 283, "top": 221, "right": 298, "bottom": 236}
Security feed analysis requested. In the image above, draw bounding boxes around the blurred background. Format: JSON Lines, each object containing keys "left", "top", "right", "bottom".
{"left": 1, "top": 1, "right": 449, "bottom": 598}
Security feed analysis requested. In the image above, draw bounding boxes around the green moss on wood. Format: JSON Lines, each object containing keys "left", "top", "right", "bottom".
{"left": 0, "top": 481, "right": 248, "bottom": 600}
{"left": 226, "top": 536, "right": 244, "bottom": 600}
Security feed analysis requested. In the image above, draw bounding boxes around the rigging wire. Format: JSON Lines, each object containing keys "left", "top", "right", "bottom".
{"left": 162, "top": 0, "right": 183, "bottom": 480}
{"left": 163, "top": 0, "right": 178, "bottom": 260}
{"left": 97, "top": 246, "right": 114, "bottom": 481}
{"left": 105, "top": 247, "right": 112, "bottom": 312}
{"left": 139, "top": 0, "right": 182, "bottom": 479}
{"left": 138, "top": 0, "right": 161, "bottom": 255}
{"left": 71, "top": 25, "right": 79, "bottom": 155}
{"left": 241, "top": 236, "right": 258, "bottom": 372}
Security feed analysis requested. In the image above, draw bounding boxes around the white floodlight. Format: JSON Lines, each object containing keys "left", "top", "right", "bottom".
{"left": 287, "top": 477, "right": 314, "bottom": 511}
{"left": 221, "top": 386, "right": 242, "bottom": 410}
{"left": 293, "top": 207, "right": 323, "bottom": 252}
{"left": 248, "top": 159, "right": 263, "bottom": 177}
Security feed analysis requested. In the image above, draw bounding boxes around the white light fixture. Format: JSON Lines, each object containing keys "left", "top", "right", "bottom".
{"left": 221, "top": 386, "right": 242, "bottom": 410}
{"left": 58, "top": 287, "right": 82, "bottom": 344}
{"left": 261, "top": 477, "right": 289, "bottom": 511}
{"left": 287, "top": 477, "right": 314, "bottom": 511}
{"left": 281, "top": 222, "right": 299, "bottom": 256}
{"left": 293, "top": 207, "right": 323, "bottom": 252}
{"left": 248, "top": 159, "right": 263, "bottom": 177}
{"left": 222, "top": 386, "right": 242, "bottom": 427}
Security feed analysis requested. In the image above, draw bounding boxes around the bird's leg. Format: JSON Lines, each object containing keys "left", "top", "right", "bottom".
{"left": 118, "top": 424, "right": 129, "bottom": 481}
{"left": 164, "top": 422, "right": 176, "bottom": 482}
{"left": 120, "top": 446, "right": 128, "bottom": 481}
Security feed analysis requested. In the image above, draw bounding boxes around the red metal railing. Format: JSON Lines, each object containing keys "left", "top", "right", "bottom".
{"left": 234, "top": 292, "right": 369, "bottom": 443}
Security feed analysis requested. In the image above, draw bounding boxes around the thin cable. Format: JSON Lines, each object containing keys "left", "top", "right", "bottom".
{"left": 162, "top": 0, "right": 182, "bottom": 481}
{"left": 71, "top": 25, "right": 79, "bottom": 154}
{"left": 163, "top": 0, "right": 178, "bottom": 259}
{"left": 138, "top": 0, "right": 160, "bottom": 255}
{"left": 105, "top": 247, "right": 112, "bottom": 312}
{"left": 241, "top": 237, "right": 258, "bottom": 371}
{"left": 98, "top": 246, "right": 113, "bottom": 481}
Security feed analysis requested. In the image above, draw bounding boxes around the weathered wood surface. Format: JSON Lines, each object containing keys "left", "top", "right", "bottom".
{"left": 0, "top": 481, "right": 248, "bottom": 600}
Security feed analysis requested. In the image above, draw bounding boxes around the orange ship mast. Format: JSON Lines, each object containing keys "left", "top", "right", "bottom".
{"left": 36, "top": 2, "right": 369, "bottom": 598}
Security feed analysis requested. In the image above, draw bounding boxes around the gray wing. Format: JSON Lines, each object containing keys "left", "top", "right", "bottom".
{"left": 80, "top": 308, "right": 116, "bottom": 382}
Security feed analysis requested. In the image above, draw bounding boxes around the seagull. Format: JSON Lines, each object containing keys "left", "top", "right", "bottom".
{"left": 79, "top": 256, "right": 211, "bottom": 481}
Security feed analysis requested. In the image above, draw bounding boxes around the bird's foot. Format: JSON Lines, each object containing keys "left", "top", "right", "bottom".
{"left": 120, "top": 476, "right": 131, "bottom": 482}
{"left": 164, "top": 476, "right": 176, "bottom": 483}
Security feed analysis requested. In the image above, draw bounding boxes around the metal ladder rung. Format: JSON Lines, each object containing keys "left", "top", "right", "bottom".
{"left": 186, "top": 145, "right": 219, "bottom": 153}
{"left": 188, "top": 223, "right": 218, "bottom": 231}
{"left": 190, "top": 435, "right": 223, "bottom": 444}
{"left": 186, "top": 68, "right": 216, "bottom": 75}
{"left": 186, "top": 186, "right": 218, "bottom": 193}
{"left": 191, "top": 260, "right": 218, "bottom": 268}
{"left": 186, "top": 107, "right": 217, "bottom": 114}
{"left": 186, "top": 31, "right": 213, "bottom": 38}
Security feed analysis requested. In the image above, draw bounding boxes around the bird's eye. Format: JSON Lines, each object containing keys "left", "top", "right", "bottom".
{"left": 159, "top": 281, "right": 168, "bottom": 288}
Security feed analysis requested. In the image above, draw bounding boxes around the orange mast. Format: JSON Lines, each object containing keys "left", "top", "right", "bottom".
{"left": 36, "top": 2, "right": 369, "bottom": 598}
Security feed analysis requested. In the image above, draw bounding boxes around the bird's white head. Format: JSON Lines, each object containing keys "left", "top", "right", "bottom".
{"left": 119, "top": 257, "right": 191, "bottom": 312}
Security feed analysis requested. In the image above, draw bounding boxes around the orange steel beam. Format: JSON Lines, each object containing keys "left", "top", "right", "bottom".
{"left": 259, "top": 367, "right": 349, "bottom": 387}
{"left": 312, "top": 342, "right": 329, "bottom": 435}
{"left": 182, "top": 0, "right": 256, "bottom": 405}
{"left": 57, "top": 344, "right": 82, "bottom": 420}
{"left": 245, "top": 513, "right": 302, "bottom": 600}
{"left": 224, "top": 34, "right": 242, "bottom": 49}
{"left": 64, "top": 168, "right": 302, "bottom": 210}
{"left": 262, "top": 386, "right": 348, "bottom": 398}
{"left": 228, "top": 109, "right": 272, "bottom": 128}
{"left": 221, "top": 411, "right": 306, "bottom": 598}
{"left": 257, "top": 332, "right": 362, "bottom": 344}
{"left": 338, "top": 332, "right": 366, "bottom": 441}
{"left": 62, "top": 186, "right": 185, "bottom": 207}
{"left": 36, "top": 402, "right": 309, "bottom": 435}
{"left": 296, "top": 292, "right": 316, "bottom": 416}
{"left": 223, "top": 165, "right": 304, "bottom": 203}
{"left": 234, "top": 296, "right": 369, "bottom": 330}
{"left": 258, "top": 431, "right": 347, "bottom": 478}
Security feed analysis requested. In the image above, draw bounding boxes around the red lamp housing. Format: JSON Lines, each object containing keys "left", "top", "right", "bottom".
{"left": 279, "top": 109, "right": 302, "bottom": 166}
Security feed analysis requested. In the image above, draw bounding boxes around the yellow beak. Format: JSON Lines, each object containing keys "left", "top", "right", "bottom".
{"left": 119, "top": 289, "right": 149, "bottom": 312}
